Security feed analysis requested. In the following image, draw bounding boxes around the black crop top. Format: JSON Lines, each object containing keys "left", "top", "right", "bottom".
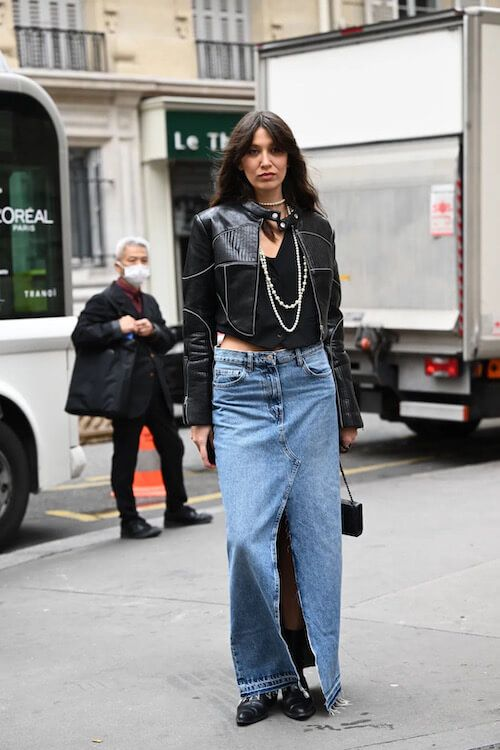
{"left": 251, "top": 229, "right": 320, "bottom": 349}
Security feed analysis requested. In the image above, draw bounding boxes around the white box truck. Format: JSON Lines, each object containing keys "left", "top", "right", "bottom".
{"left": 258, "top": 8, "right": 500, "bottom": 436}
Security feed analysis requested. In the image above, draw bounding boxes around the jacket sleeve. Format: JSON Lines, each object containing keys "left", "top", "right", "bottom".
{"left": 327, "top": 227, "right": 363, "bottom": 429}
{"left": 71, "top": 294, "right": 123, "bottom": 350}
{"left": 147, "top": 299, "right": 178, "bottom": 354}
{"left": 182, "top": 214, "right": 217, "bottom": 426}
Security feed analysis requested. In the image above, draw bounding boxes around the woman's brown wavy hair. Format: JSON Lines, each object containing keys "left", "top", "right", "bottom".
{"left": 210, "top": 111, "right": 321, "bottom": 213}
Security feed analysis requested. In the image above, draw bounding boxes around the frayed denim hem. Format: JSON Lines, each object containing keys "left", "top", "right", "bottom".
{"left": 325, "top": 680, "right": 350, "bottom": 716}
{"left": 324, "top": 677, "right": 343, "bottom": 712}
{"left": 239, "top": 671, "right": 298, "bottom": 697}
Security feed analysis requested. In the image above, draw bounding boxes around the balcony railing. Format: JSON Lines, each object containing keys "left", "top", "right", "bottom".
{"left": 196, "top": 40, "right": 254, "bottom": 81}
{"left": 15, "top": 27, "right": 107, "bottom": 72}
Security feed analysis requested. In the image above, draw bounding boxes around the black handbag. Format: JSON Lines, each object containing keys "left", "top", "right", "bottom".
{"left": 340, "top": 463, "right": 363, "bottom": 537}
{"left": 65, "top": 338, "right": 136, "bottom": 418}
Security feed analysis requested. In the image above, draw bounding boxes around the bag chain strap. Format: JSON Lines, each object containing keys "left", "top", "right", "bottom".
{"left": 340, "top": 463, "right": 356, "bottom": 507}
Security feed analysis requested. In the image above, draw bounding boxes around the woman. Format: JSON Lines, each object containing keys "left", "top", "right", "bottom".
{"left": 183, "top": 111, "right": 362, "bottom": 725}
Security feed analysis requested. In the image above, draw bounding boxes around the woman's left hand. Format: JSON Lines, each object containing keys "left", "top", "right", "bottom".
{"left": 340, "top": 427, "right": 358, "bottom": 453}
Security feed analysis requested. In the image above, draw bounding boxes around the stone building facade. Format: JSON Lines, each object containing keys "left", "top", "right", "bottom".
{"left": 0, "top": 0, "right": 476, "bottom": 319}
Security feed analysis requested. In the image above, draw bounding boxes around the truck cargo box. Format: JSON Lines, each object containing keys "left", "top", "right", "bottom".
{"left": 257, "top": 9, "right": 500, "bottom": 430}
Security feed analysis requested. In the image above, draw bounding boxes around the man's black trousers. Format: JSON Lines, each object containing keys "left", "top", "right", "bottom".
{"left": 111, "top": 380, "right": 187, "bottom": 521}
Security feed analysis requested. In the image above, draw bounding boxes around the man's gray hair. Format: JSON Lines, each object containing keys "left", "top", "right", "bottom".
{"left": 115, "top": 236, "right": 150, "bottom": 261}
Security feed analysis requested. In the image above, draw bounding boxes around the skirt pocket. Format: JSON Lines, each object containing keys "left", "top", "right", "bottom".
{"left": 213, "top": 364, "right": 247, "bottom": 388}
{"left": 301, "top": 348, "right": 332, "bottom": 379}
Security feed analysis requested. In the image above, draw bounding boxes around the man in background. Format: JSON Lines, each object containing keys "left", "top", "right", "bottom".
{"left": 72, "top": 236, "right": 212, "bottom": 539}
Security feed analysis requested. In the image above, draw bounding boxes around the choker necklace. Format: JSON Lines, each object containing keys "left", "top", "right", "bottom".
{"left": 258, "top": 198, "right": 286, "bottom": 207}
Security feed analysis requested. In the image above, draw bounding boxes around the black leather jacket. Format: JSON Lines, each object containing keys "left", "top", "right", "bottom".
{"left": 182, "top": 201, "right": 363, "bottom": 429}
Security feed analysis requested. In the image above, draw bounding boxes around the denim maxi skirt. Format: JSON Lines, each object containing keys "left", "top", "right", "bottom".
{"left": 212, "top": 342, "right": 342, "bottom": 711}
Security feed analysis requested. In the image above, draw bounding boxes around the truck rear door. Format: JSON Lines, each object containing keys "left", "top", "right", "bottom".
{"left": 307, "top": 136, "right": 461, "bottom": 350}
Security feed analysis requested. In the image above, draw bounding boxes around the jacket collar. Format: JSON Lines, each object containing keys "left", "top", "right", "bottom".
{"left": 108, "top": 280, "right": 151, "bottom": 318}
{"left": 242, "top": 200, "right": 301, "bottom": 230}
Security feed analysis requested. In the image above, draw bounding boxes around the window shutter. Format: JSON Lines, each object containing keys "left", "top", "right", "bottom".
{"left": 364, "top": 0, "right": 399, "bottom": 23}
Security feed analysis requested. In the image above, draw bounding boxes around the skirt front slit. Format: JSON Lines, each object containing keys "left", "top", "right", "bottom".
{"left": 212, "top": 343, "right": 342, "bottom": 710}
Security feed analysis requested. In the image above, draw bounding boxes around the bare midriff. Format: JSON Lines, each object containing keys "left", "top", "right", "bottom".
{"left": 219, "top": 334, "right": 285, "bottom": 352}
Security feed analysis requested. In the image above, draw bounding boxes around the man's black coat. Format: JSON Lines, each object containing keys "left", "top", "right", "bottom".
{"left": 71, "top": 282, "right": 178, "bottom": 418}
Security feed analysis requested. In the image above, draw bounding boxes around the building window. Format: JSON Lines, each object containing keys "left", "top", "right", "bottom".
{"left": 365, "top": 0, "right": 440, "bottom": 23}
{"left": 193, "top": 0, "right": 253, "bottom": 80}
{"left": 192, "top": 0, "right": 249, "bottom": 42}
{"left": 12, "top": 0, "right": 83, "bottom": 29}
{"left": 14, "top": 0, "right": 106, "bottom": 71}
{"left": 69, "top": 148, "right": 105, "bottom": 267}
{"left": 398, "top": 0, "right": 440, "bottom": 17}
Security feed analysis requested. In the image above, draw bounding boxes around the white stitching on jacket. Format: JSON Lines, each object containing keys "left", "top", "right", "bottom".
{"left": 215, "top": 260, "right": 255, "bottom": 267}
{"left": 183, "top": 308, "right": 215, "bottom": 350}
{"left": 299, "top": 230, "right": 333, "bottom": 246}
{"left": 182, "top": 263, "right": 215, "bottom": 280}
{"left": 330, "top": 317, "right": 343, "bottom": 340}
{"left": 331, "top": 367, "right": 345, "bottom": 428}
{"left": 216, "top": 292, "right": 253, "bottom": 337}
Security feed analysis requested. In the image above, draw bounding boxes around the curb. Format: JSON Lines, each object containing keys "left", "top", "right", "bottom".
{"left": 0, "top": 505, "right": 224, "bottom": 572}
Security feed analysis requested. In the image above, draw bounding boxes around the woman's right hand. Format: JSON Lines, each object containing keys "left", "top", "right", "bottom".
{"left": 190, "top": 425, "right": 215, "bottom": 469}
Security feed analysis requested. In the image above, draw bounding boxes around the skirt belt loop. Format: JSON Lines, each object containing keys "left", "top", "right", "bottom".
{"left": 295, "top": 348, "right": 304, "bottom": 366}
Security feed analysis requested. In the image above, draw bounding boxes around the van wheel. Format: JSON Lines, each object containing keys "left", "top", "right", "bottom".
{"left": 403, "top": 418, "right": 480, "bottom": 438}
{"left": 0, "top": 421, "right": 30, "bottom": 550}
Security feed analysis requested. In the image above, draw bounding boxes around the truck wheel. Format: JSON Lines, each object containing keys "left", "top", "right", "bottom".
{"left": 0, "top": 421, "right": 30, "bottom": 550}
{"left": 403, "top": 418, "right": 480, "bottom": 438}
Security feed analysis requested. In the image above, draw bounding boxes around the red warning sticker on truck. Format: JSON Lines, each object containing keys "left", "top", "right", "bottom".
{"left": 430, "top": 184, "right": 454, "bottom": 237}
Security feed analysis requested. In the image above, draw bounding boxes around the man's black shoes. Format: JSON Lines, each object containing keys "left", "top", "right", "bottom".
{"left": 120, "top": 507, "right": 212, "bottom": 537}
{"left": 121, "top": 517, "right": 162, "bottom": 539}
{"left": 164, "top": 505, "right": 213, "bottom": 527}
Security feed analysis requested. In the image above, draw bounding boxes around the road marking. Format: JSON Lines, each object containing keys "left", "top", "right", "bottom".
{"left": 53, "top": 468, "right": 206, "bottom": 491}
{"left": 343, "top": 456, "right": 429, "bottom": 475}
{"left": 46, "top": 492, "right": 223, "bottom": 522}
{"left": 46, "top": 458, "right": 430, "bottom": 524}
{"left": 53, "top": 480, "right": 110, "bottom": 491}
{"left": 45, "top": 510, "right": 101, "bottom": 522}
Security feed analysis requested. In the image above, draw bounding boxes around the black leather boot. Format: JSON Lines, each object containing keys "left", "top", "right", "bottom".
{"left": 236, "top": 692, "right": 278, "bottom": 726}
{"left": 281, "top": 628, "right": 316, "bottom": 720}
{"left": 283, "top": 628, "right": 311, "bottom": 688}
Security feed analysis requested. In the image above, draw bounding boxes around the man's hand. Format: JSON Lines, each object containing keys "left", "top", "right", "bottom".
{"left": 118, "top": 315, "right": 137, "bottom": 334}
{"left": 135, "top": 318, "right": 154, "bottom": 337}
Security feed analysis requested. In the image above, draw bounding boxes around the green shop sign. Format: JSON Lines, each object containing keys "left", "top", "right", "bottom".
{"left": 166, "top": 111, "right": 244, "bottom": 161}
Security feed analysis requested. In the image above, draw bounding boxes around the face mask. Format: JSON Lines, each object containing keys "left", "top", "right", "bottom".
{"left": 121, "top": 263, "right": 150, "bottom": 288}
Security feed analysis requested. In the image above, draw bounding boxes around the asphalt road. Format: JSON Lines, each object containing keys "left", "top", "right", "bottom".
{"left": 3, "top": 413, "right": 500, "bottom": 553}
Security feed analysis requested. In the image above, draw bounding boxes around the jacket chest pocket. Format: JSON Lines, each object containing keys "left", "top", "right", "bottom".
{"left": 215, "top": 262, "right": 259, "bottom": 337}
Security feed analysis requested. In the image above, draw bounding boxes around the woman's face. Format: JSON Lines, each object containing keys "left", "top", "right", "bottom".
{"left": 239, "top": 127, "right": 288, "bottom": 199}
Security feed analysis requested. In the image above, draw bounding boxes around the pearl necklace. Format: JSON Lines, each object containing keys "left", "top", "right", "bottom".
{"left": 258, "top": 198, "right": 286, "bottom": 206}
{"left": 258, "top": 206, "right": 308, "bottom": 334}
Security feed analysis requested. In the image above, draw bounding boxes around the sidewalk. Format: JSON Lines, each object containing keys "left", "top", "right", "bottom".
{"left": 1, "top": 461, "right": 500, "bottom": 750}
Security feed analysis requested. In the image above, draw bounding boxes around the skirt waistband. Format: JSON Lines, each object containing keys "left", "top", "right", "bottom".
{"left": 214, "top": 341, "right": 324, "bottom": 369}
